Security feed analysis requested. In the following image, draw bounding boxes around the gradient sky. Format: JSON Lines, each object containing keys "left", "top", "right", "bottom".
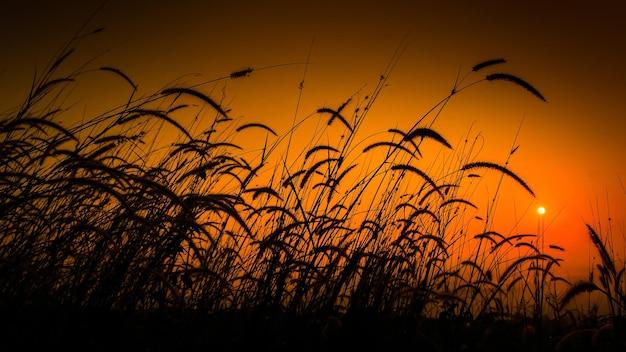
{"left": 2, "top": 0, "right": 626, "bottom": 280}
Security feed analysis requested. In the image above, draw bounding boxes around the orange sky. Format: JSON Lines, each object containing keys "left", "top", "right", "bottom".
{"left": 2, "top": 0, "right": 626, "bottom": 281}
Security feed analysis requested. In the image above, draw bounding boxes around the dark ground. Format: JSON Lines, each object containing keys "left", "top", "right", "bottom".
{"left": 1, "top": 305, "right": 624, "bottom": 352}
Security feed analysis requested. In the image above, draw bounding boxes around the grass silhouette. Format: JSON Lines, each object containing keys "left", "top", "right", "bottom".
{"left": 1, "top": 29, "right": 625, "bottom": 352}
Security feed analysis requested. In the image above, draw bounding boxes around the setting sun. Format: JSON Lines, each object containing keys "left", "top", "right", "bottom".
{"left": 537, "top": 206, "right": 546, "bottom": 215}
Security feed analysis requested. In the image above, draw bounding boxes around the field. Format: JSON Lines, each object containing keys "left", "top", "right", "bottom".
{"left": 1, "top": 31, "right": 624, "bottom": 352}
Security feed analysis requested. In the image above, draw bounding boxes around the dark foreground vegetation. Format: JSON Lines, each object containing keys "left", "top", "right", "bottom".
{"left": 1, "top": 30, "right": 625, "bottom": 351}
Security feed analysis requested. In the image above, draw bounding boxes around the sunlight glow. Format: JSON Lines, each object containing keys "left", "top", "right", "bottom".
{"left": 537, "top": 206, "right": 546, "bottom": 215}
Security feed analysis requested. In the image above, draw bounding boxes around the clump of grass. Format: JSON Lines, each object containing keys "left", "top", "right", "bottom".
{"left": 0, "top": 30, "right": 572, "bottom": 351}
{"left": 556, "top": 223, "right": 626, "bottom": 350}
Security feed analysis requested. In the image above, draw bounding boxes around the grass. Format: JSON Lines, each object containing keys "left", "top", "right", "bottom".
{"left": 1, "top": 29, "right": 625, "bottom": 352}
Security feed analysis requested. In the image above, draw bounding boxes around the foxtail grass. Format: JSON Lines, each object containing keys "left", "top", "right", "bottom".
{"left": 0, "top": 33, "right": 581, "bottom": 351}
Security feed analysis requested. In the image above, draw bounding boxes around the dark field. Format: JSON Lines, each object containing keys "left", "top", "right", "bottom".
{"left": 3, "top": 305, "right": 624, "bottom": 351}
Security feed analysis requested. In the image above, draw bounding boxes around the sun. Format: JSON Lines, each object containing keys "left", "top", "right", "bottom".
{"left": 537, "top": 206, "right": 546, "bottom": 215}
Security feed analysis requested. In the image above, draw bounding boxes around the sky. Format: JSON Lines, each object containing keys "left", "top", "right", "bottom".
{"left": 2, "top": 0, "right": 626, "bottom": 281}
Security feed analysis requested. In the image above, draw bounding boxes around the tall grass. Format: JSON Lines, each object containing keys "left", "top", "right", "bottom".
{"left": 1, "top": 31, "right": 600, "bottom": 351}
{"left": 555, "top": 222, "right": 626, "bottom": 351}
